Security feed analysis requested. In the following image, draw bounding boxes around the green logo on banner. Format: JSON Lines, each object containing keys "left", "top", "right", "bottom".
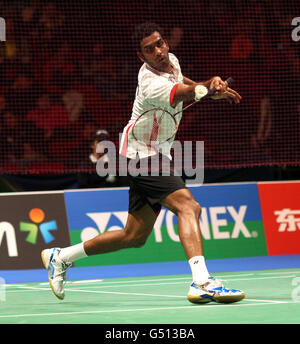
{"left": 20, "top": 208, "right": 57, "bottom": 244}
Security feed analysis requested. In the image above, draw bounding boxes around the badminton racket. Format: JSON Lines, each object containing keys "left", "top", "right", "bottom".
{"left": 132, "top": 77, "right": 233, "bottom": 148}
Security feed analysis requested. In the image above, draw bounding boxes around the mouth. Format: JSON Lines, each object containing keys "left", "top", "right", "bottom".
{"left": 157, "top": 55, "right": 167, "bottom": 64}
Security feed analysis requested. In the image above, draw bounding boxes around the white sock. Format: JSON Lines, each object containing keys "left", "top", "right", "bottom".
{"left": 188, "top": 256, "right": 210, "bottom": 285}
{"left": 59, "top": 242, "right": 88, "bottom": 263}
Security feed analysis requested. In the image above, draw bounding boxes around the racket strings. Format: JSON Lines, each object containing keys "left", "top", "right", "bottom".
{"left": 133, "top": 109, "right": 177, "bottom": 147}
{"left": 149, "top": 112, "right": 160, "bottom": 142}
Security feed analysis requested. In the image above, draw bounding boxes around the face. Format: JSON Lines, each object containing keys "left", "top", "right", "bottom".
{"left": 138, "top": 31, "right": 170, "bottom": 72}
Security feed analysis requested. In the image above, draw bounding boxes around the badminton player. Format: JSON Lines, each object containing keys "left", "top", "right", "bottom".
{"left": 42, "top": 22, "right": 244, "bottom": 303}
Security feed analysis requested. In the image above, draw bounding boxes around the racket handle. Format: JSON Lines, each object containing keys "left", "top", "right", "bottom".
{"left": 180, "top": 77, "right": 235, "bottom": 114}
{"left": 206, "top": 77, "right": 234, "bottom": 97}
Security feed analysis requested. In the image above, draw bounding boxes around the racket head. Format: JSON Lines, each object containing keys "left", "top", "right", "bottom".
{"left": 132, "top": 108, "right": 178, "bottom": 148}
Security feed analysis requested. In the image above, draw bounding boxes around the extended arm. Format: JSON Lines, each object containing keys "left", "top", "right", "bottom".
{"left": 172, "top": 76, "right": 242, "bottom": 107}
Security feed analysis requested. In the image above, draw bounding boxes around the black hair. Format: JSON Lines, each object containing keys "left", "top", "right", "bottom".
{"left": 132, "top": 22, "right": 165, "bottom": 51}
{"left": 92, "top": 129, "right": 110, "bottom": 143}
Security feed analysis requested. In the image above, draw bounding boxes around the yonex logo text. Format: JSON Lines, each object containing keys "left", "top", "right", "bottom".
{"left": 80, "top": 212, "right": 128, "bottom": 242}
{"left": 199, "top": 206, "right": 252, "bottom": 240}
{"left": 80, "top": 206, "right": 253, "bottom": 244}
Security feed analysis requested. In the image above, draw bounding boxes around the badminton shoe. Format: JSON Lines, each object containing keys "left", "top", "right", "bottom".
{"left": 41, "top": 248, "right": 71, "bottom": 300}
{"left": 187, "top": 276, "right": 245, "bottom": 304}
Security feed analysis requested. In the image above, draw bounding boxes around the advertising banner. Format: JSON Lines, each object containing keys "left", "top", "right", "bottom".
{"left": 191, "top": 183, "right": 267, "bottom": 259}
{"left": 64, "top": 183, "right": 267, "bottom": 267}
{"left": 258, "top": 182, "right": 300, "bottom": 255}
{"left": 1, "top": 181, "right": 298, "bottom": 271}
{"left": 0, "top": 191, "right": 71, "bottom": 269}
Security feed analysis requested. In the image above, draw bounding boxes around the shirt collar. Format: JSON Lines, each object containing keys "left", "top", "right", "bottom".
{"left": 145, "top": 55, "right": 179, "bottom": 80}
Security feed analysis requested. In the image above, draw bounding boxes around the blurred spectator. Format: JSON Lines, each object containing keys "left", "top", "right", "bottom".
{"left": 0, "top": 0, "right": 298, "bottom": 176}
{"left": 0, "top": 94, "right": 6, "bottom": 115}
{"left": 167, "top": 27, "right": 184, "bottom": 52}
{"left": 0, "top": 110, "right": 42, "bottom": 167}
{"left": 230, "top": 31, "right": 254, "bottom": 60}
{"left": 59, "top": 89, "right": 93, "bottom": 141}
{"left": 39, "top": 2, "right": 65, "bottom": 40}
{"left": 5, "top": 72, "right": 39, "bottom": 117}
{"left": 251, "top": 95, "right": 271, "bottom": 154}
{"left": 62, "top": 90, "right": 85, "bottom": 123}
{"left": 0, "top": 111, "right": 22, "bottom": 168}
{"left": 82, "top": 41, "right": 117, "bottom": 99}
{"left": 71, "top": 80, "right": 126, "bottom": 142}
{"left": 93, "top": 97, "right": 126, "bottom": 142}
{"left": 68, "top": 120, "right": 100, "bottom": 167}
{"left": 77, "top": 129, "right": 117, "bottom": 188}
{"left": 4, "top": 18, "right": 17, "bottom": 61}
{"left": 1, "top": 111, "right": 23, "bottom": 160}
{"left": 42, "top": 41, "right": 78, "bottom": 94}
{"left": 81, "top": 121, "right": 99, "bottom": 145}
{"left": 26, "top": 93, "right": 70, "bottom": 140}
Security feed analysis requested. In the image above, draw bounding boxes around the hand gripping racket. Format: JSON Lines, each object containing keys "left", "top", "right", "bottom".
{"left": 132, "top": 77, "right": 233, "bottom": 148}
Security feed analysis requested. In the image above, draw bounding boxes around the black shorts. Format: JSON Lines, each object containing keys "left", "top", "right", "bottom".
{"left": 127, "top": 155, "right": 187, "bottom": 214}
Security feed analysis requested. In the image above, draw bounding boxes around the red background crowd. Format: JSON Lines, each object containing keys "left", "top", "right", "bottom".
{"left": 0, "top": 1, "right": 299, "bottom": 182}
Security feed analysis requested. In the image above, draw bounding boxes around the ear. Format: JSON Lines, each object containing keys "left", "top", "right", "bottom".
{"left": 137, "top": 51, "right": 145, "bottom": 63}
{"left": 164, "top": 39, "right": 170, "bottom": 52}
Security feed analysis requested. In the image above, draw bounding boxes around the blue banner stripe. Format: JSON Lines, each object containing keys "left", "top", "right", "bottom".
{"left": 64, "top": 184, "right": 262, "bottom": 230}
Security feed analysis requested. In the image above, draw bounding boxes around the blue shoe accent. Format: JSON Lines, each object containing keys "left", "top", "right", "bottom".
{"left": 49, "top": 248, "right": 57, "bottom": 280}
{"left": 188, "top": 277, "right": 245, "bottom": 304}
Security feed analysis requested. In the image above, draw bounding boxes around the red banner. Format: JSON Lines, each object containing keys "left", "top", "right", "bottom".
{"left": 258, "top": 182, "right": 300, "bottom": 255}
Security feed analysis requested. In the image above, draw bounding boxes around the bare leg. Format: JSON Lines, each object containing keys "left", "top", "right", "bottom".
{"left": 161, "top": 188, "right": 203, "bottom": 259}
{"left": 83, "top": 204, "right": 157, "bottom": 255}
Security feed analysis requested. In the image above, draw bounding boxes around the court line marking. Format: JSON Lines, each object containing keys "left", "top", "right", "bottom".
{"left": 224, "top": 275, "right": 297, "bottom": 282}
{"left": 11, "top": 285, "right": 287, "bottom": 304}
{"left": 0, "top": 301, "right": 292, "bottom": 319}
{"left": 67, "top": 288, "right": 185, "bottom": 298}
{"left": 5, "top": 274, "right": 298, "bottom": 293}
{"left": 5, "top": 284, "right": 26, "bottom": 288}
{"left": 257, "top": 270, "right": 300, "bottom": 276}
{"left": 244, "top": 299, "right": 286, "bottom": 304}
{"left": 6, "top": 271, "right": 299, "bottom": 288}
{"left": 64, "top": 273, "right": 255, "bottom": 285}
{"left": 40, "top": 279, "right": 104, "bottom": 285}
{"left": 64, "top": 288, "right": 287, "bottom": 304}
{"left": 65, "top": 274, "right": 298, "bottom": 288}
{"left": 14, "top": 285, "right": 185, "bottom": 298}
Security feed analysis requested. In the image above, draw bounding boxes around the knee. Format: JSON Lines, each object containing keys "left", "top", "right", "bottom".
{"left": 195, "top": 201, "right": 202, "bottom": 216}
{"left": 180, "top": 199, "right": 202, "bottom": 218}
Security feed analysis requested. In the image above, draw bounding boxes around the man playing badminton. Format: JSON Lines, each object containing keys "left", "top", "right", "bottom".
{"left": 42, "top": 22, "right": 245, "bottom": 304}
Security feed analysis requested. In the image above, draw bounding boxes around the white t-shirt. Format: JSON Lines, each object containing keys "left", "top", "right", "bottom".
{"left": 119, "top": 53, "right": 184, "bottom": 159}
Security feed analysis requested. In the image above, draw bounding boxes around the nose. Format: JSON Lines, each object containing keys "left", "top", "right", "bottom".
{"left": 155, "top": 46, "right": 162, "bottom": 56}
